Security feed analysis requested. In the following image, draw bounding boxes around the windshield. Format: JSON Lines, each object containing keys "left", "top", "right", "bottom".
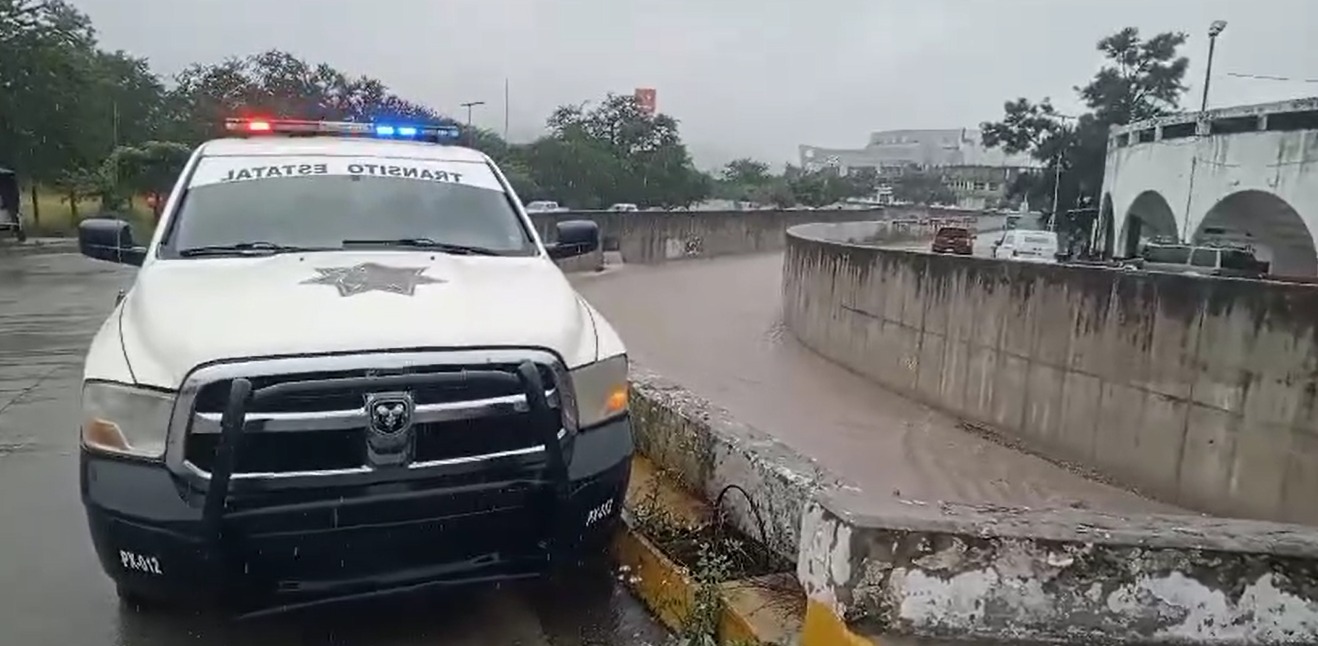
{"left": 1022, "top": 234, "right": 1055, "bottom": 246}
{"left": 163, "top": 155, "right": 536, "bottom": 257}
{"left": 1220, "top": 248, "right": 1260, "bottom": 270}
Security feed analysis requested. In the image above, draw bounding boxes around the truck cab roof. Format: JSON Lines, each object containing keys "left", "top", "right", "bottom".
{"left": 197, "top": 136, "right": 493, "bottom": 163}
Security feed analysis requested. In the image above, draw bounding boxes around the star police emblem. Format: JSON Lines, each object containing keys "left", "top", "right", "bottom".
{"left": 301, "top": 262, "right": 444, "bottom": 297}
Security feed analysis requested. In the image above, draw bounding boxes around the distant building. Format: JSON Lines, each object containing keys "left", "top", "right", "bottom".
{"left": 799, "top": 128, "right": 1040, "bottom": 209}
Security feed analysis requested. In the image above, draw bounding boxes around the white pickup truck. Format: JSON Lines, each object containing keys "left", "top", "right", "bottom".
{"left": 74, "top": 118, "right": 633, "bottom": 616}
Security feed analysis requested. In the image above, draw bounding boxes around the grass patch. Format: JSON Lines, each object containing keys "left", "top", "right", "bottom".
{"left": 16, "top": 188, "right": 156, "bottom": 239}
{"left": 627, "top": 466, "right": 794, "bottom": 645}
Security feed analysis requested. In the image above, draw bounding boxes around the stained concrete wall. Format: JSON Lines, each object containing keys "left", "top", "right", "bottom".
{"left": 799, "top": 491, "right": 1318, "bottom": 645}
{"left": 533, "top": 205, "right": 989, "bottom": 270}
{"left": 783, "top": 221, "right": 1318, "bottom": 525}
{"left": 628, "top": 359, "right": 1318, "bottom": 644}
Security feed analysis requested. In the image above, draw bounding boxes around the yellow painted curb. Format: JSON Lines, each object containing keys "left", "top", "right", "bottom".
{"left": 617, "top": 455, "right": 805, "bottom": 644}
{"left": 625, "top": 454, "right": 711, "bottom": 530}
{"left": 802, "top": 599, "right": 879, "bottom": 646}
{"left": 612, "top": 526, "right": 696, "bottom": 634}
{"left": 612, "top": 524, "right": 806, "bottom": 645}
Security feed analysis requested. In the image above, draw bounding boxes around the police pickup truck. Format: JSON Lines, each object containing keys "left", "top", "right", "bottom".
{"left": 75, "top": 118, "right": 632, "bottom": 615}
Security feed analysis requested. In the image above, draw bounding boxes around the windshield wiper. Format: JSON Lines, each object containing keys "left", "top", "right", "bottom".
{"left": 178, "top": 242, "right": 329, "bottom": 257}
{"left": 340, "top": 238, "right": 505, "bottom": 256}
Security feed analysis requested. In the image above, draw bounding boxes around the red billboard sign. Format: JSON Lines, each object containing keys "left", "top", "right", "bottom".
{"left": 634, "top": 88, "right": 656, "bottom": 116}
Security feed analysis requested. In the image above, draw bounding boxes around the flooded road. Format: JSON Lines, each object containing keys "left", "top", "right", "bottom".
{"left": 574, "top": 249, "right": 1180, "bottom": 515}
{"left": 0, "top": 246, "right": 668, "bottom": 646}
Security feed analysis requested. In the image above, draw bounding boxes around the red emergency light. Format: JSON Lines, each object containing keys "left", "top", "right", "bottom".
{"left": 222, "top": 118, "right": 461, "bottom": 142}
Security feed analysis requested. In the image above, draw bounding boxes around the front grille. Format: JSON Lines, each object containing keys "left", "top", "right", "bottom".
{"left": 193, "top": 363, "right": 555, "bottom": 414}
{"left": 182, "top": 360, "right": 561, "bottom": 478}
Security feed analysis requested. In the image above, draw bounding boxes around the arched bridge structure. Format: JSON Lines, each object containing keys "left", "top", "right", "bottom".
{"left": 1097, "top": 97, "right": 1318, "bottom": 276}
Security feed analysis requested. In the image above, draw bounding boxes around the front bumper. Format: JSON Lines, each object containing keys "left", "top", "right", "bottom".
{"left": 81, "top": 368, "right": 633, "bottom": 615}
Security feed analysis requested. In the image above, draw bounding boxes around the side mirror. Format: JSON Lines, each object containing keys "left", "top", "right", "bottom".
{"left": 78, "top": 218, "right": 146, "bottom": 266}
{"left": 546, "top": 219, "right": 600, "bottom": 260}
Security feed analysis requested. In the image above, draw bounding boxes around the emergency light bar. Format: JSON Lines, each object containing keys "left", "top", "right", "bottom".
{"left": 223, "top": 118, "right": 461, "bottom": 142}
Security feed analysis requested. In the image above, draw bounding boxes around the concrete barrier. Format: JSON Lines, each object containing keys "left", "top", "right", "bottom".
{"left": 783, "top": 221, "right": 1318, "bottom": 526}
{"left": 631, "top": 365, "right": 1318, "bottom": 644}
{"left": 629, "top": 367, "right": 1318, "bottom": 644}
{"left": 533, "top": 206, "right": 992, "bottom": 270}
{"left": 800, "top": 491, "right": 1318, "bottom": 645}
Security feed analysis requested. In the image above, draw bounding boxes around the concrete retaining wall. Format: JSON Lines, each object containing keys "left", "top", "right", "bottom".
{"left": 533, "top": 205, "right": 990, "bottom": 270}
{"left": 800, "top": 492, "right": 1318, "bottom": 645}
{"left": 782, "top": 221, "right": 1318, "bottom": 526}
{"left": 628, "top": 365, "right": 1318, "bottom": 644}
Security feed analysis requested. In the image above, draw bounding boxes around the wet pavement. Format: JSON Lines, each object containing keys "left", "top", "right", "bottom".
{"left": 0, "top": 247, "right": 669, "bottom": 646}
{"left": 573, "top": 244, "right": 1182, "bottom": 515}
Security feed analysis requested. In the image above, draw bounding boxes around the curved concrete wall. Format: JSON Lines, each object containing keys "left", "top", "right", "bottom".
{"left": 783, "top": 221, "right": 1318, "bottom": 524}
{"left": 532, "top": 205, "right": 990, "bottom": 270}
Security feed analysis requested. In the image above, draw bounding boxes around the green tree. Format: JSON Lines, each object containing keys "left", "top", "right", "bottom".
{"left": 783, "top": 165, "right": 872, "bottom": 207}
{"left": 720, "top": 158, "right": 771, "bottom": 185}
{"left": 0, "top": 0, "right": 101, "bottom": 221}
{"left": 531, "top": 93, "right": 709, "bottom": 208}
{"left": 1080, "top": 28, "right": 1190, "bottom": 125}
{"left": 891, "top": 169, "right": 957, "bottom": 205}
{"left": 102, "top": 141, "right": 191, "bottom": 217}
{"left": 168, "top": 50, "right": 444, "bottom": 145}
{"left": 715, "top": 157, "right": 779, "bottom": 204}
{"left": 522, "top": 135, "right": 626, "bottom": 209}
{"left": 981, "top": 27, "right": 1190, "bottom": 229}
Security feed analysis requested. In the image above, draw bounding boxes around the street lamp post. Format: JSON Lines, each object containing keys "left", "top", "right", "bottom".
{"left": 459, "top": 100, "right": 486, "bottom": 146}
{"left": 1201, "top": 21, "right": 1228, "bottom": 112}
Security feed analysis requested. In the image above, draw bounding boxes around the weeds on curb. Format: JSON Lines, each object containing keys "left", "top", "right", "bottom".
{"left": 628, "top": 468, "right": 789, "bottom": 646}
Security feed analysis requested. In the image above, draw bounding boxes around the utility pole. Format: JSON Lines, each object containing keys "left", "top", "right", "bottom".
{"left": 1201, "top": 21, "right": 1228, "bottom": 112}
{"left": 1048, "top": 113, "right": 1078, "bottom": 232}
{"left": 460, "top": 100, "right": 485, "bottom": 147}
{"left": 503, "top": 79, "right": 510, "bottom": 141}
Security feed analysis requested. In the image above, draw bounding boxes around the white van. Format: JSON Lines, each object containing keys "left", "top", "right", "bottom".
{"left": 992, "top": 230, "right": 1059, "bottom": 263}
{"left": 524, "top": 200, "right": 565, "bottom": 213}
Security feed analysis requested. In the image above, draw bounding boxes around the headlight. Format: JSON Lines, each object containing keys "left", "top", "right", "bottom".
{"left": 80, "top": 381, "right": 175, "bottom": 459}
{"left": 570, "top": 354, "right": 629, "bottom": 429}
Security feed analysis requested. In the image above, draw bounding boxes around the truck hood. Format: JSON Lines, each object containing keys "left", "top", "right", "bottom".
{"left": 118, "top": 251, "right": 597, "bottom": 389}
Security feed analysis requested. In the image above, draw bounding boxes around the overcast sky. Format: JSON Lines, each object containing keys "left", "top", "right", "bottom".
{"left": 70, "top": 0, "right": 1317, "bottom": 169}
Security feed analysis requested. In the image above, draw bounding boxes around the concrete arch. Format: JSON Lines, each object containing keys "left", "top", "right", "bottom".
{"left": 1118, "top": 190, "right": 1178, "bottom": 257}
{"left": 1194, "top": 190, "right": 1316, "bottom": 276}
{"left": 1097, "top": 193, "right": 1116, "bottom": 259}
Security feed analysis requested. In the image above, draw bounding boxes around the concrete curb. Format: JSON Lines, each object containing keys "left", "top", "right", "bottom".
{"left": 627, "top": 367, "right": 1318, "bottom": 645}
{"left": 0, "top": 237, "right": 79, "bottom": 256}
{"left": 614, "top": 454, "right": 871, "bottom": 645}
{"left": 629, "top": 368, "right": 852, "bottom": 563}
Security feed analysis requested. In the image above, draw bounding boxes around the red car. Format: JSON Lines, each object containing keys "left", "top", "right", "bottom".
{"left": 931, "top": 226, "right": 973, "bottom": 255}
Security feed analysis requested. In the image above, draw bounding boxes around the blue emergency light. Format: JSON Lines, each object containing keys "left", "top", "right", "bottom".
{"left": 225, "top": 118, "right": 461, "bottom": 143}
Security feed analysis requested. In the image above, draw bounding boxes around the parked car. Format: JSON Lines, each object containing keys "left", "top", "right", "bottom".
{"left": 992, "top": 229, "right": 1059, "bottom": 263}
{"left": 931, "top": 226, "right": 973, "bottom": 255}
{"left": 0, "top": 167, "right": 27, "bottom": 242}
{"left": 607, "top": 203, "right": 639, "bottom": 212}
{"left": 1137, "top": 242, "right": 1268, "bottom": 278}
